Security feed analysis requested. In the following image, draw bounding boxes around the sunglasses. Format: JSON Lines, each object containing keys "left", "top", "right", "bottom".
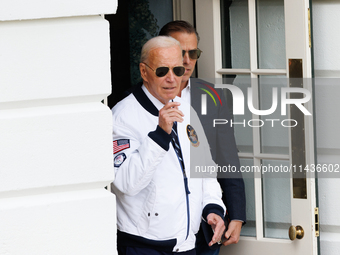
{"left": 182, "top": 49, "right": 202, "bottom": 60}
{"left": 143, "top": 62, "right": 185, "bottom": 77}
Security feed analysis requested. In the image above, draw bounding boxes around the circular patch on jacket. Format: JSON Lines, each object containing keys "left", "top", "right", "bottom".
{"left": 186, "top": 125, "right": 200, "bottom": 147}
{"left": 114, "top": 153, "right": 127, "bottom": 167}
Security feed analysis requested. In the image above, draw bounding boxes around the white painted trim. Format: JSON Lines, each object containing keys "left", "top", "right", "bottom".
{"left": 252, "top": 69, "right": 287, "bottom": 75}
{"left": 239, "top": 153, "right": 289, "bottom": 160}
{"left": 217, "top": 69, "right": 251, "bottom": 74}
{"left": 254, "top": 153, "right": 290, "bottom": 160}
{"left": 217, "top": 69, "right": 287, "bottom": 75}
{"left": 172, "top": 0, "right": 194, "bottom": 25}
{"left": 173, "top": 0, "right": 181, "bottom": 20}
{"left": 0, "top": 0, "right": 118, "bottom": 21}
{"left": 254, "top": 175, "right": 264, "bottom": 239}
{"left": 212, "top": 0, "right": 223, "bottom": 78}
{"left": 248, "top": 0, "right": 258, "bottom": 74}
{"left": 195, "top": 0, "right": 222, "bottom": 78}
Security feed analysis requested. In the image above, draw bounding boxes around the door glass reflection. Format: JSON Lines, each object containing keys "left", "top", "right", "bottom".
{"left": 221, "top": 0, "right": 250, "bottom": 69}
{"left": 240, "top": 158, "right": 256, "bottom": 237}
{"left": 256, "top": 0, "right": 286, "bottom": 69}
{"left": 224, "top": 75, "right": 253, "bottom": 153}
{"left": 262, "top": 159, "right": 291, "bottom": 239}
{"left": 258, "top": 76, "right": 289, "bottom": 155}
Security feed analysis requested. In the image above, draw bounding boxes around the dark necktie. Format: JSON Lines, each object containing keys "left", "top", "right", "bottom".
{"left": 171, "top": 121, "right": 190, "bottom": 194}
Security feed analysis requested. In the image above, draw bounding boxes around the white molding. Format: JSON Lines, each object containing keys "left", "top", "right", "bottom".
{"left": 0, "top": 0, "right": 117, "bottom": 21}
{"left": 173, "top": 0, "right": 194, "bottom": 24}
{"left": 195, "top": 0, "right": 222, "bottom": 78}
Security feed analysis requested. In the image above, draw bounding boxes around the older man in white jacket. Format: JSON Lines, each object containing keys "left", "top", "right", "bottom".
{"left": 111, "top": 36, "right": 225, "bottom": 255}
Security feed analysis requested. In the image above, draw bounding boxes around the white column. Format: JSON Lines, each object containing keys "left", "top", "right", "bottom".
{"left": 0, "top": 1, "right": 117, "bottom": 254}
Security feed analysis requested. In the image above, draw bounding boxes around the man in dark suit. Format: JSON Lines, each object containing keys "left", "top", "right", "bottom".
{"left": 159, "top": 21, "right": 246, "bottom": 255}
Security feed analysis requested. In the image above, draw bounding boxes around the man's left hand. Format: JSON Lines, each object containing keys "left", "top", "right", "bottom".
{"left": 222, "top": 220, "right": 242, "bottom": 246}
{"left": 206, "top": 213, "right": 225, "bottom": 247}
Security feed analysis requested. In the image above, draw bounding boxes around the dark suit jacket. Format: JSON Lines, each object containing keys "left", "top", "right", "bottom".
{"left": 190, "top": 78, "right": 246, "bottom": 223}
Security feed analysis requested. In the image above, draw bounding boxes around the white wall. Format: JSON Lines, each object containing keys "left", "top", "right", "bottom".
{"left": 0, "top": 1, "right": 117, "bottom": 254}
{"left": 312, "top": 1, "right": 340, "bottom": 254}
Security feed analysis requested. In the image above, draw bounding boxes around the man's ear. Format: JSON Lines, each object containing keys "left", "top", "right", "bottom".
{"left": 140, "top": 63, "right": 148, "bottom": 82}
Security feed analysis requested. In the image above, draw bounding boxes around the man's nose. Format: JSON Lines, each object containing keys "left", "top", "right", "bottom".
{"left": 166, "top": 68, "right": 176, "bottom": 82}
{"left": 183, "top": 52, "right": 190, "bottom": 64}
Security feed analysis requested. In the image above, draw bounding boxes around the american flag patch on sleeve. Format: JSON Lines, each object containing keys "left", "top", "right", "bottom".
{"left": 113, "top": 139, "right": 130, "bottom": 154}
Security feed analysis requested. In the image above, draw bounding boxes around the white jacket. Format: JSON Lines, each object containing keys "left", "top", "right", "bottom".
{"left": 111, "top": 85, "right": 225, "bottom": 252}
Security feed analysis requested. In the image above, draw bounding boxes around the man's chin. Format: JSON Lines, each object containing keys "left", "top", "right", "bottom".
{"left": 182, "top": 76, "right": 190, "bottom": 85}
{"left": 164, "top": 91, "right": 180, "bottom": 101}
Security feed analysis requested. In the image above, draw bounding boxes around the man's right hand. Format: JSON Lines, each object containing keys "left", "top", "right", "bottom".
{"left": 158, "top": 101, "right": 184, "bottom": 134}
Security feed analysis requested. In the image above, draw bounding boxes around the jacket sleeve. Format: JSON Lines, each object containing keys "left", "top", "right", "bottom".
{"left": 201, "top": 177, "right": 226, "bottom": 220}
{"left": 112, "top": 122, "right": 172, "bottom": 196}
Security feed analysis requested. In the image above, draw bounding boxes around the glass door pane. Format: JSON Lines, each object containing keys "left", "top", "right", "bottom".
{"left": 262, "top": 159, "right": 291, "bottom": 239}
{"left": 256, "top": 0, "right": 286, "bottom": 69}
{"left": 221, "top": 0, "right": 250, "bottom": 69}
{"left": 258, "top": 76, "right": 289, "bottom": 155}
{"left": 240, "top": 159, "right": 256, "bottom": 237}
{"left": 228, "top": 75, "right": 253, "bottom": 153}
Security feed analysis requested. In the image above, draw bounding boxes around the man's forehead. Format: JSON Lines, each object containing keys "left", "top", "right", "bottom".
{"left": 148, "top": 46, "right": 182, "bottom": 64}
{"left": 170, "top": 32, "right": 198, "bottom": 46}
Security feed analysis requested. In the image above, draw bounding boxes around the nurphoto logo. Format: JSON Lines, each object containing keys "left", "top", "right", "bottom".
{"left": 200, "top": 84, "right": 312, "bottom": 128}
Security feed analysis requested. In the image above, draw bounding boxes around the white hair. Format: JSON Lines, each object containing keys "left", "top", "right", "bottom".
{"left": 140, "top": 36, "right": 182, "bottom": 63}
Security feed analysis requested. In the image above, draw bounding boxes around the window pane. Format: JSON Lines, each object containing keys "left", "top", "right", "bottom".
{"left": 256, "top": 0, "right": 286, "bottom": 69}
{"left": 258, "top": 76, "right": 289, "bottom": 154}
{"left": 262, "top": 159, "right": 291, "bottom": 239}
{"left": 240, "top": 158, "right": 256, "bottom": 237}
{"left": 224, "top": 75, "right": 253, "bottom": 153}
{"left": 221, "top": 0, "right": 250, "bottom": 69}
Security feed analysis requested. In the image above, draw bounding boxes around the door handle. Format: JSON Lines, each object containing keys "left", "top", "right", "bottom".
{"left": 289, "top": 225, "right": 304, "bottom": 240}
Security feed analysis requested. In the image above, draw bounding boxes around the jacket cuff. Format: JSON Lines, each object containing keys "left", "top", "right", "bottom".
{"left": 202, "top": 203, "right": 225, "bottom": 221}
{"left": 148, "top": 125, "right": 172, "bottom": 151}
